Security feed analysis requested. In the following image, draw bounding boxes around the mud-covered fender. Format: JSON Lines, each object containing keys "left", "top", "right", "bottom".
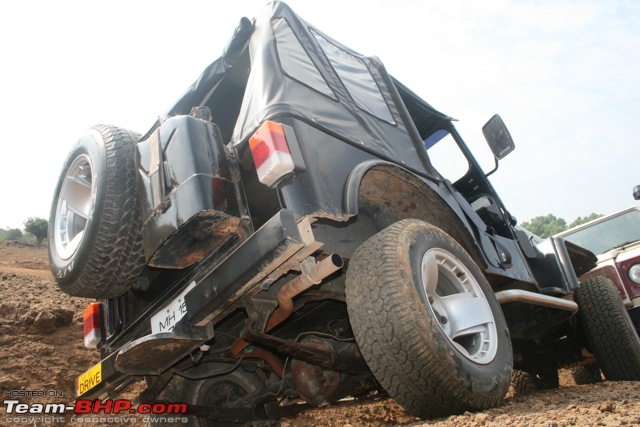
{"left": 342, "top": 159, "right": 489, "bottom": 269}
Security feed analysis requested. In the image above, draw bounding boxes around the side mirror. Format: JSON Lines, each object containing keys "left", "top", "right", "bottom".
{"left": 633, "top": 185, "right": 640, "bottom": 200}
{"left": 482, "top": 114, "right": 515, "bottom": 160}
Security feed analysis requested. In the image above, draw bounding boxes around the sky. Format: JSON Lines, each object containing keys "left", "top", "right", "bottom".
{"left": 1, "top": 0, "right": 639, "bottom": 229}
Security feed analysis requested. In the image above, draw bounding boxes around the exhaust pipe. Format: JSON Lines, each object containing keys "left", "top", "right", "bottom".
{"left": 494, "top": 289, "right": 578, "bottom": 314}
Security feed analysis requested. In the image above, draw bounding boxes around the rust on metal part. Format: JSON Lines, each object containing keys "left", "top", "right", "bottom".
{"left": 232, "top": 254, "right": 344, "bottom": 356}
{"left": 291, "top": 336, "right": 341, "bottom": 407}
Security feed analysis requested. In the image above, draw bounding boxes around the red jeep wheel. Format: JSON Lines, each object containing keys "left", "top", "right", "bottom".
{"left": 575, "top": 276, "right": 640, "bottom": 380}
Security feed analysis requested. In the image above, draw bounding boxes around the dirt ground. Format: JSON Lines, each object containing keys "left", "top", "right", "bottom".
{"left": 1, "top": 241, "right": 639, "bottom": 426}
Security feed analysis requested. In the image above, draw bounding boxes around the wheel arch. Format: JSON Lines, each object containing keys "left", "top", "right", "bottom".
{"left": 342, "top": 161, "right": 486, "bottom": 268}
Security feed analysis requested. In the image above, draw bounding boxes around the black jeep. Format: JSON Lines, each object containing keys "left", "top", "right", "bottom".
{"left": 48, "top": 2, "right": 640, "bottom": 424}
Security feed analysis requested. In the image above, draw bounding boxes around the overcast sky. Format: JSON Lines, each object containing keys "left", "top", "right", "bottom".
{"left": 1, "top": 0, "right": 639, "bottom": 230}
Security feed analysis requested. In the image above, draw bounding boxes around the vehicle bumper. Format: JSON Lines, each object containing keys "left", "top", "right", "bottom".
{"left": 75, "top": 209, "right": 320, "bottom": 399}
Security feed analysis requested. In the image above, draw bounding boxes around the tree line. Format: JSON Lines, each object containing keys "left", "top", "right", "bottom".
{"left": 520, "top": 213, "right": 603, "bottom": 239}
{"left": 0, "top": 217, "right": 48, "bottom": 245}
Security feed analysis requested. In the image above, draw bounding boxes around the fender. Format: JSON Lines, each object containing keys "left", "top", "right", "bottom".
{"left": 343, "top": 159, "right": 489, "bottom": 269}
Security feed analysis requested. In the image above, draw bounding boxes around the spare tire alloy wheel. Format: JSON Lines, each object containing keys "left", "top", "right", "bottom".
{"left": 48, "top": 125, "right": 145, "bottom": 299}
{"left": 346, "top": 219, "right": 512, "bottom": 419}
{"left": 54, "top": 154, "right": 93, "bottom": 260}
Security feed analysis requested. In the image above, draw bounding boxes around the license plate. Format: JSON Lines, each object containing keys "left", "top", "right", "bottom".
{"left": 76, "top": 362, "right": 102, "bottom": 397}
{"left": 150, "top": 281, "right": 197, "bottom": 334}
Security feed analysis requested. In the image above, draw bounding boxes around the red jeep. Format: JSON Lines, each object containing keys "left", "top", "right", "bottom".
{"left": 558, "top": 207, "right": 640, "bottom": 383}
{"left": 560, "top": 207, "right": 640, "bottom": 330}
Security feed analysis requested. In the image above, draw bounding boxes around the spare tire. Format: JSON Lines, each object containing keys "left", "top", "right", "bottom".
{"left": 48, "top": 125, "right": 146, "bottom": 299}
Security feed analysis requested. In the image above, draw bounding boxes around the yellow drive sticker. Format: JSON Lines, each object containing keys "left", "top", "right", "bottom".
{"left": 76, "top": 362, "right": 102, "bottom": 396}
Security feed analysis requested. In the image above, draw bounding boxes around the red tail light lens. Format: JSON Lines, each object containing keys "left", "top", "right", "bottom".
{"left": 83, "top": 303, "right": 102, "bottom": 348}
{"left": 249, "top": 121, "right": 295, "bottom": 186}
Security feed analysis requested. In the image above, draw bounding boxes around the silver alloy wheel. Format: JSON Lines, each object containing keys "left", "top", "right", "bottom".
{"left": 54, "top": 154, "right": 94, "bottom": 260}
{"left": 421, "top": 248, "right": 498, "bottom": 364}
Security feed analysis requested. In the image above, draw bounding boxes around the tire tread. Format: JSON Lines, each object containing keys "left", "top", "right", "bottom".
{"left": 574, "top": 276, "right": 640, "bottom": 380}
{"left": 345, "top": 219, "right": 511, "bottom": 419}
{"left": 55, "top": 125, "right": 146, "bottom": 299}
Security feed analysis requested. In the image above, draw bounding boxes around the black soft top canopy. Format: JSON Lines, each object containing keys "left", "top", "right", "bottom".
{"left": 164, "top": 1, "right": 452, "bottom": 174}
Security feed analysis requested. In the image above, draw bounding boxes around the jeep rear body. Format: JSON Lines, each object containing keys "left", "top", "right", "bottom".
{"left": 74, "top": 1, "right": 596, "bottom": 415}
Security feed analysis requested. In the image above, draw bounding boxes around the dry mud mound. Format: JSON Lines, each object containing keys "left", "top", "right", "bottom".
{"left": 0, "top": 241, "right": 639, "bottom": 426}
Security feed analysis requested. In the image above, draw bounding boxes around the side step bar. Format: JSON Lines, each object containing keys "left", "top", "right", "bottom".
{"left": 494, "top": 289, "right": 578, "bottom": 314}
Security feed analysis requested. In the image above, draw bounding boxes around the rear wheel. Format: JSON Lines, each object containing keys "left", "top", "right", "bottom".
{"left": 574, "top": 276, "right": 640, "bottom": 380}
{"left": 511, "top": 369, "right": 559, "bottom": 395}
{"left": 571, "top": 365, "right": 602, "bottom": 385}
{"left": 150, "top": 364, "right": 268, "bottom": 427}
{"left": 511, "top": 370, "right": 538, "bottom": 396}
{"left": 346, "top": 219, "right": 512, "bottom": 419}
{"left": 48, "top": 125, "right": 145, "bottom": 299}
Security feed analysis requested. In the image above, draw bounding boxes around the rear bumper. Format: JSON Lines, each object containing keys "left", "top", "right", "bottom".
{"left": 76, "top": 209, "right": 321, "bottom": 399}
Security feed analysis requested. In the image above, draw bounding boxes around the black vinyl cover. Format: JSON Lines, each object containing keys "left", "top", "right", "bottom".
{"left": 162, "top": 1, "right": 448, "bottom": 175}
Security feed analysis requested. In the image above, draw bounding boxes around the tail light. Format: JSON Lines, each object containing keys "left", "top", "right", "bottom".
{"left": 249, "top": 121, "right": 295, "bottom": 186}
{"left": 83, "top": 303, "right": 102, "bottom": 348}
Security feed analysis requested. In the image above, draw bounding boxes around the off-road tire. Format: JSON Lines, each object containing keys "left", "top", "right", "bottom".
{"left": 48, "top": 125, "right": 145, "bottom": 299}
{"left": 574, "top": 276, "right": 640, "bottom": 380}
{"left": 511, "top": 369, "right": 559, "bottom": 395}
{"left": 511, "top": 370, "right": 538, "bottom": 395}
{"left": 345, "top": 219, "right": 512, "bottom": 419}
{"left": 571, "top": 365, "right": 602, "bottom": 385}
{"left": 148, "top": 365, "right": 267, "bottom": 427}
